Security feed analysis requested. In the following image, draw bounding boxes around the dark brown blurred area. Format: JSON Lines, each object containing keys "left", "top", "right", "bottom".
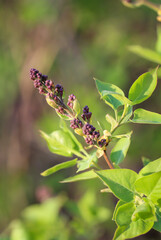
{"left": 0, "top": 0, "right": 161, "bottom": 239}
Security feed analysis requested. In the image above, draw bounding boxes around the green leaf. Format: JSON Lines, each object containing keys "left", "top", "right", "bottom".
{"left": 60, "top": 170, "right": 97, "bottom": 183}
{"left": 110, "top": 137, "right": 131, "bottom": 165}
{"left": 112, "top": 131, "right": 132, "bottom": 139}
{"left": 40, "top": 129, "right": 79, "bottom": 157}
{"left": 41, "top": 159, "right": 77, "bottom": 176}
{"left": 113, "top": 218, "right": 154, "bottom": 240}
{"left": 77, "top": 152, "right": 98, "bottom": 172}
{"left": 73, "top": 99, "right": 80, "bottom": 117}
{"left": 105, "top": 114, "right": 118, "bottom": 132}
{"left": 113, "top": 200, "right": 126, "bottom": 221}
{"left": 95, "top": 169, "right": 138, "bottom": 202}
{"left": 135, "top": 171, "right": 161, "bottom": 205}
{"left": 131, "top": 108, "right": 161, "bottom": 124}
{"left": 128, "top": 68, "right": 158, "bottom": 105}
{"left": 153, "top": 206, "right": 161, "bottom": 233}
{"left": 94, "top": 78, "right": 127, "bottom": 109}
{"left": 139, "top": 158, "right": 161, "bottom": 176}
{"left": 128, "top": 45, "right": 161, "bottom": 64}
{"left": 59, "top": 120, "right": 86, "bottom": 155}
{"left": 102, "top": 93, "right": 132, "bottom": 109}
{"left": 132, "top": 199, "right": 155, "bottom": 221}
{"left": 115, "top": 202, "right": 135, "bottom": 226}
{"left": 118, "top": 105, "right": 133, "bottom": 124}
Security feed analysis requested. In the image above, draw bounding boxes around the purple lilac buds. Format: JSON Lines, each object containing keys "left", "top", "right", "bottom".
{"left": 85, "top": 136, "right": 94, "bottom": 145}
{"left": 81, "top": 105, "right": 92, "bottom": 122}
{"left": 67, "top": 94, "right": 76, "bottom": 109}
{"left": 98, "top": 139, "right": 107, "bottom": 148}
{"left": 45, "top": 80, "right": 53, "bottom": 90}
{"left": 55, "top": 84, "right": 63, "bottom": 98}
{"left": 70, "top": 118, "right": 83, "bottom": 129}
{"left": 30, "top": 68, "right": 39, "bottom": 80}
{"left": 82, "top": 123, "right": 95, "bottom": 135}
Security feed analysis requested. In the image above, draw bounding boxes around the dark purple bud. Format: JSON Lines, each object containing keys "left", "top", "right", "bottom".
{"left": 57, "top": 106, "right": 65, "bottom": 114}
{"left": 55, "top": 84, "right": 63, "bottom": 97}
{"left": 82, "top": 123, "right": 95, "bottom": 135}
{"left": 83, "top": 105, "right": 89, "bottom": 113}
{"left": 81, "top": 106, "right": 92, "bottom": 122}
{"left": 67, "top": 101, "right": 73, "bottom": 109}
{"left": 98, "top": 139, "right": 106, "bottom": 148}
{"left": 45, "top": 80, "right": 53, "bottom": 90}
{"left": 68, "top": 94, "right": 76, "bottom": 102}
{"left": 91, "top": 130, "right": 100, "bottom": 140}
{"left": 39, "top": 87, "right": 46, "bottom": 94}
{"left": 36, "top": 72, "right": 42, "bottom": 80}
{"left": 34, "top": 79, "right": 42, "bottom": 88}
{"left": 41, "top": 74, "right": 48, "bottom": 82}
{"left": 70, "top": 118, "right": 83, "bottom": 129}
{"left": 85, "top": 136, "right": 94, "bottom": 145}
{"left": 30, "top": 68, "right": 39, "bottom": 80}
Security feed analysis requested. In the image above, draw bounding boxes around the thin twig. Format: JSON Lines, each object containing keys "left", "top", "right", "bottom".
{"left": 103, "top": 150, "right": 114, "bottom": 169}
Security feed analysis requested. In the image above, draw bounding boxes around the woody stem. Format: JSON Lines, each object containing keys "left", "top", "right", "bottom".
{"left": 103, "top": 150, "right": 114, "bottom": 169}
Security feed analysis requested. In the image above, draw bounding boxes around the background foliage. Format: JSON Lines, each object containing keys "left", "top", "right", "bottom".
{"left": 0, "top": 0, "right": 161, "bottom": 239}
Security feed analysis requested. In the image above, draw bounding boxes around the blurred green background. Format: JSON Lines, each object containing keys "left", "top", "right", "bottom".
{"left": 0, "top": 0, "right": 161, "bottom": 239}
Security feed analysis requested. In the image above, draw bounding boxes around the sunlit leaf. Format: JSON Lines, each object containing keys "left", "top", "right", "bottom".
{"left": 77, "top": 152, "right": 98, "bottom": 172}
{"left": 135, "top": 171, "right": 161, "bottom": 205}
{"left": 113, "top": 218, "right": 154, "bottom": 240}
{"left": 110, "top": 137, "right": 131, "bottom": 164}
{"left": 128, "top": 68, "right": 158, "bottom": 105}
{"left": 153, "top": 206, "right": 161, "bottom": 233}
{"left": 41, "top": 159, "right": 77, "bottom": 176}
{"left": 131, "top": 108, "right": 161, "bottom": 124}
{"left": 115, "top": 202, "right": 135, "bottom": 226}
{"left": 40, "top": 129, "right": 79, "bottom": 157}
{"left": 139, "top": 158, "right": 161, "bottom": 176}
{"left": 60, "top": 170, "right": 97, "bottom": 183}
{"left": 95, "top": 169, "right": 138, "bottom": 202}
{"left": 94, "top": 78, "right": 127, "bottom": 109}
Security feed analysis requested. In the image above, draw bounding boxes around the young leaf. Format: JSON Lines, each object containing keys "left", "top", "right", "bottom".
{"left": 135, "top": 171, "right": 161, "bottom": 205}
{"left": 153, "top": 206, "right": 161, "bottom": 233}
{"left": 132, "top": 199, "right": 155, "bottom": 221}
{"left": 131, "top": 108, "right": 161, "bottom": 124}
{"left": 105, "top": 114, "right": 118, "bottom": 132}
{"left": 73, "top": 99, "right": 80, "bottom": 117}
{"left": 40, "top": 130, "right": 79, "bottom": 157}
{"left": 115, "top": 202, "right": 135, "bottom": 226}
{"left": 95, "top": 169, "right": 138, "bottom": 202}
{"left": 139, "top": 158, "right": 161, "bottom": 176}
{"left": 60, "top": 170, "right": 97, "bottom": 183}
{"left": 113, "top": 218, "right": 154, "bottom": 240}
{"left": 94, "top": 78, "right": 126, "bottom": 109}
{"left": 113, "top": 200, "right": 126, "bottom": 221}
{"left": 59, "top": 120, "right": 86, "bottom": 155}
{"left": 117, "top": 105, "right": 133, "bottom": 124}
{"left": 110, "top": 137, "right": 131, "bottom": 165}
{"left": 41, "top": 159, "right": 77, "bottom": 176}
{"left": 128, "top": 45, "right": 161, "bottom": 64}
{"left": 128, "top": 68, "right": 158, "bottom": 105}
{"left": 77, "top": 152, "right": 98, "bottom": 172}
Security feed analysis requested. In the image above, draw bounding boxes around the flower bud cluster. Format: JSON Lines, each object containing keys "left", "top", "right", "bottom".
{"left": 70, "top": 118, "right": 83, "bottom": 129}
{"left": 81, "top": 105, "right": 92, "bottom": 122}
{"left": 67, "top": 94, "right": 76, "bottom": 109}
{"left": 98, "top": 139, "right": 107, "bottom": 148}
{"left": 30, "top": 68, "right": 108, "bottom": 149}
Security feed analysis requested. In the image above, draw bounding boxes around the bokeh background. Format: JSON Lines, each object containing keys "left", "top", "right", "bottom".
{"left": 0, "top": 0, "right": 161, "bottom": 239}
